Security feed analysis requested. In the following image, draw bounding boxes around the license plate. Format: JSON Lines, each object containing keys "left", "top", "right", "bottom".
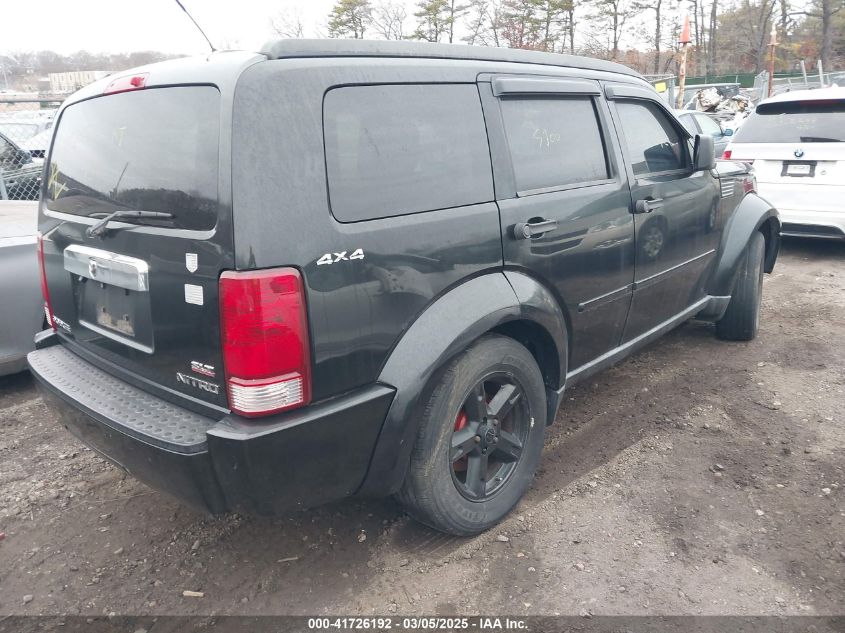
{"left": 786, "top": 163, "right": 811, "bottom": 176}
{"left": 96, "top": 302, "right": 136, "bottom": 337}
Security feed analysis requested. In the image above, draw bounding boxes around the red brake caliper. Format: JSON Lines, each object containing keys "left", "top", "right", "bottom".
{"left": 454, "top": 409, "right": 468, "bottom": 431}
{"left": 454, "top": 409, "right": 469, "bottom": 472}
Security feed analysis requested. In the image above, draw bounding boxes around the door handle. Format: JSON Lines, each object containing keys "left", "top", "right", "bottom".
{"left": 634, "top": 198, "right": 664, "bottom": 214}
{"left": 513, "top": 219, "right": 558, "bottom": 240}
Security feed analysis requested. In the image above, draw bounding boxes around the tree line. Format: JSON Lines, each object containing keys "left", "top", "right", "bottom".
{"left": 272, "top": 0, "right": 843, "bottom": 77}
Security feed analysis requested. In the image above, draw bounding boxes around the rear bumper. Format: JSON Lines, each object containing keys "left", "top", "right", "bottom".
{"left": 778, "top": 210, "right": 845, "bottom": 240}
{"left": 28, "top": 338, "right": 395, "bottom": 515}
{"left": 757, "top": 183, "right": 845, "bottom": 239}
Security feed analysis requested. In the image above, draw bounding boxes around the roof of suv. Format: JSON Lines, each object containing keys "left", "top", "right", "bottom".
{"left": 259, "top": 39, "right": 642, "bottom": 79}
{"left": 760, "top": 86, "right": 845, "bottom": 104}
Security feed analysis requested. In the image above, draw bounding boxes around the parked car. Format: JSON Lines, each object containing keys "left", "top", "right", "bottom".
{"left": 0, "top": 130, "right": 42, "bottom": 201}
{"left": 0, "top": 120, "right": 49, "bottom": 143}
{"left": 676, "top": 110, "right": 734, "bottom": 157}
{"left": 28, "top": 41, "right": 780, "bottom": 535}
{"left": 13, "top": 128, "right": 53, "bottom": 159}
{"left": 0, "top": 111, "right": 56, "bottom": 159}
{"left": 0, "top": 201, "right": 43, "bottom": 375}
{"left": 725, "top": 87, "right": 845, "bottom": 241}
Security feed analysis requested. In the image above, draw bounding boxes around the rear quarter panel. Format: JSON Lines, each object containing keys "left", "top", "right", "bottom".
{"left": 231, "top": 59, "right": 505, "bottom": 400}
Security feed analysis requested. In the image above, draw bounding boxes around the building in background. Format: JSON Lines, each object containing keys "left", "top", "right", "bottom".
{"left": 48, "top": 70, "right": 110, "bottom": 94}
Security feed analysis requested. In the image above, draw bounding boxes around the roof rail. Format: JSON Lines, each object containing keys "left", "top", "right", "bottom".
{"left": 259, "top": 39, "right": 642, "bottom": 79}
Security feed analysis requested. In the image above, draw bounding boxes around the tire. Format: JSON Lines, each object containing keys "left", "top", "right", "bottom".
{"left": 396, "top": 335, "right": 547, "bottom": 536}
{"left": 716, "top": 231, "right": 765, "bottom": 341}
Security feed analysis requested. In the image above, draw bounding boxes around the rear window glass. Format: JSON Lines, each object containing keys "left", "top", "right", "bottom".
{"left": 46, "top": 86, "right": 220, "bottom": 231}
{"left": 500, "top": 96, "right": 609, "bottom": 192}
{"left": 734, "top": 100, "right": 845, "bottom": 143}
{"left": 323, "top": 84, "right": 494, "bottom": 222}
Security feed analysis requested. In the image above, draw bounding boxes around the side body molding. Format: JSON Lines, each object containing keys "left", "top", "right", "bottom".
{"left": 358, "top": 271, "right": 568, "bottom": 498}
{"left": 703, "top": 192, "right": 780, "bottom": 316}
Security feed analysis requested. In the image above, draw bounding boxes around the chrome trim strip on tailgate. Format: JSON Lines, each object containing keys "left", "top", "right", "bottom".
{"left": 63, "top": 244, "right": 149, "bottom": 292}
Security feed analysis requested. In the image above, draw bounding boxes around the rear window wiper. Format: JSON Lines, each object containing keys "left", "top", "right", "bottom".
{"left": 86, "top": 210, "right": 174, "bottom": 238}
{"left": 799, "top": 136, "right": 842, "bottom": 143}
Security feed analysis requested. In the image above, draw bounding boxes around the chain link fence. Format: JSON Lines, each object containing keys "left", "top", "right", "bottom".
{"left": 0, "top": 98, "right": 63, "bottom": 201}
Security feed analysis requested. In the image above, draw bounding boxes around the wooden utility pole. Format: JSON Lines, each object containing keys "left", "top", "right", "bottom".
{"left": 676, "top": 15, "right": 692, "bottom": 110}
{"left": 767, "top": 25, "right": 777, "bottom": 97}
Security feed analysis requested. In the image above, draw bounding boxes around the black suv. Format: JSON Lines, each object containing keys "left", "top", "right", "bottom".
{"left": 29, "top": 41, "right": 779, "bottom": 535}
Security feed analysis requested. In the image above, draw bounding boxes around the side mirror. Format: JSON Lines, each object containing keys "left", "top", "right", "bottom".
{"left": 723, "top": 128, "right": 734, "bottom": 137}
{"left": 693, "top": 134, "right": 716, "bottom": 171}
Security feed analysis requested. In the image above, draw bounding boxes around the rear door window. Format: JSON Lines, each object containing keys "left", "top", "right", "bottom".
{"left": 323, "top": 84, "right": 494, "bottom": 222}
{"left": 500, "top": 96, "right": 610, "bottom": 193}
{"left": 615, "top": 100, "right": 687, "bottom": 175}
{"left": 734, "top": 100, "right": 845, "bottom": 143}
{"left": 46, "top": 86, "right": 220, "bottom": 231}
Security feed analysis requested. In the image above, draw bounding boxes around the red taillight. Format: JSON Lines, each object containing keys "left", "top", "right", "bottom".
{"left": 103, "top": 73, "right": 148, "bottom": 95}
{"left": 219, "top": 268, "right": 311, "bottom": 417}
{"left": 36, "top": 233, "right": 55, "bottom": 330}
{"left": 722, "top": 149, "right": 732, "bottom": 160}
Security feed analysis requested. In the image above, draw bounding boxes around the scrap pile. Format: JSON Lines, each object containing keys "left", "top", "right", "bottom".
{"left": 692, "top": 87, "right": 753, "bottom": 131}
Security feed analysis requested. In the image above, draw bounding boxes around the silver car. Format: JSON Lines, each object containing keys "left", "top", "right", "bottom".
{"left": 675, "top": 110, "right": 734, "bottom": 158}
{"left": 0, "top": 201, "right": 43, "bottom": 375}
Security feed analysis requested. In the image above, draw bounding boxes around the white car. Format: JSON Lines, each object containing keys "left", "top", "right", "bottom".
{"left": 725, "top": 87, "right": 845, "bottom": 241}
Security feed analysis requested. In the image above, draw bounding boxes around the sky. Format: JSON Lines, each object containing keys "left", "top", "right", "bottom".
{"left": 1, "top": 0, "right": 345, "bottom": 56}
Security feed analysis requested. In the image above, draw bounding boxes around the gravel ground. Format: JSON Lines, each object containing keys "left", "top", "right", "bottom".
{"left": 0, "top": 238, "right": 843, "bottom": 617}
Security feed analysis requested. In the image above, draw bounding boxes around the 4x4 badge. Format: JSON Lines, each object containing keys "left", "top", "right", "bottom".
{"left": 186, "top": 253, "right": 198, "bottom": 273}
{"left": 316, "top": 249, "right": 365, "bottom": 266}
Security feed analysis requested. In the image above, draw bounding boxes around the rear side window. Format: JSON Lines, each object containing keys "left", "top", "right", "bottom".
{"left": 46, "top": 86, "right": 220, "bottom": 231}
{"left": 500, "top": 96, "right": 609, "bottom": 192}
{"left": 615, "top": 100, "right": 687, "bottom": 175}
{"left": 734, "top": 100, "right": 845, "bottom": 143}
{"left": 323, "top": 84, "right": 493, "bottom": 222}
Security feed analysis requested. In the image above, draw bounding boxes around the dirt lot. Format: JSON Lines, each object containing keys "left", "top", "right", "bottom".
{"left": 1, "top": 238, "right": 843, "bottom": 617}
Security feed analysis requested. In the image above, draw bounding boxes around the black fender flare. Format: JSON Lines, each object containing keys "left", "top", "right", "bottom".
{"left": 357, "top": 271, "right": 568, "bottom": 498}
{"left": 707, "top": 192, "right": 780, "bottom": 301}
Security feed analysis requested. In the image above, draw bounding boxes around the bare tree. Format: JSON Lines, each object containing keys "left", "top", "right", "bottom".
{"left": 372, "top": 1, "right": 408, "bottom": 39}
{"left": 591, "top": 0, "right": 637, "bottom": 59}
{"left": 717, "top": 0, "right": 778, "bottom": 72}
{"left": 634, "top": 0, "right": 666, "bottom": 73}
{"left": 707, "top": 0, "right": 718, "bottom": 74}
{"left": 270, "top": 10, "right": 305, "bottom": 38}
{"left": 448, "top": 1, "right": 470, "bottom": 42}
{"left": 462, "top": 0, "right": 506, "bottom": 45}
{"left": 536, "top": 0, "right": 570, "bottom": 52}
{"left": 463, "top": 0, "right": 492, "bottom": 43}
{"left": 566, "top": 0, "right": 577, "bottom": 53}
{"left": 792, "top": 0, "right": 844, "bottom": 69}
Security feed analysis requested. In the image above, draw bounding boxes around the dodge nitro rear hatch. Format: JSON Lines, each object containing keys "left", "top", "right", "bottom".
{"left": 39, "top": 84, "right": 233, "bottom": 412}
